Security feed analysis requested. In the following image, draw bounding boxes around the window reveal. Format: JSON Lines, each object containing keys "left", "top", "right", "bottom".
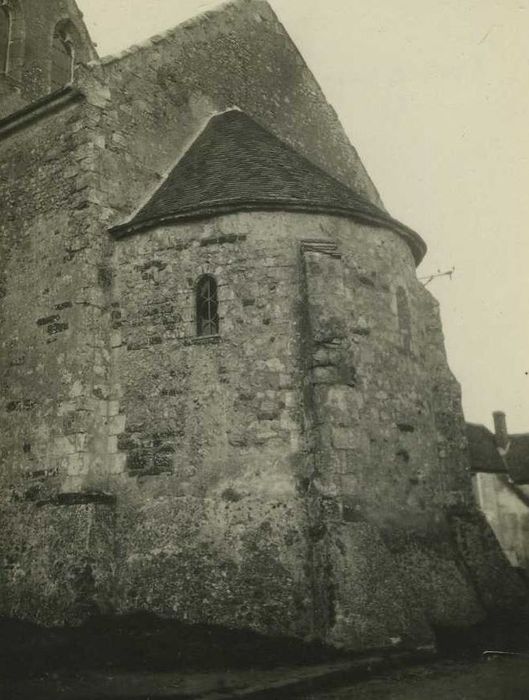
{"left": 196, "top": 275, "right": 219, "bottom": 336}
{"left": 396, "top": 286, "right": 412, "bottom": 351}
{"left": 0, "top": 5, "right": 10, "bottom": 74}
{"left": 50, "top": 27, "right": 74, "bottom": 90}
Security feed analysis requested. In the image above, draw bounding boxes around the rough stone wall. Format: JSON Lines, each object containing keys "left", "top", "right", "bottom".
{"left": 108, "top": 211, "right": 526, "bottom": 648}
{"left": 0, "top": 77, "right": 116, "bottom": 619}
{"left": 297, "top": 236, "right": 432, "bottom": 649}
{"left": 301, "top": 219, "right": 526, "bottom": 645}
{"left": 0, "top": 0, "right": 96, "bottom": 118}
{"left": 1, "top": 102, "right": 91, "bottom": 497}
{"left": 108, "top": 212, "right": 313, "bottom": 638}
{"left": 298, "top": 224, "right": 464, "bottom": 648}
{"left": 0, "top": 70, "right": 121, "bottom": 495}
{"left": 0, "top": 496, "right": 115, "bottom": 625}
{"left": 0, "top": 0, "right": 525, "bottom": 647}
{"left": 0, "top": 0, "right": 390, "bottom": 638}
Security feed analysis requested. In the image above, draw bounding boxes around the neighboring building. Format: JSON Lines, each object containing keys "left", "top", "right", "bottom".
{"left": 467, "top": 412, "right": 529, "bottom": 572}
{"left": 0, "top": 0, "right": 526, "bottom": 652}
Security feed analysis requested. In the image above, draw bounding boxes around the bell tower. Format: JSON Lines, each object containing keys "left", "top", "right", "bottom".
{"left": 0, "top": 0, "right": 97, "bottom": 118}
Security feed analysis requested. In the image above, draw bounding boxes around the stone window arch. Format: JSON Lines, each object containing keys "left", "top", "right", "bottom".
{"left": 50, "top": 22, "right": 75, "bottom": 91}
{"left": 196, "top": 274, "right": 219, "bottom": 337}
{"left": 49, "top": 18, "right": 93, "bottom": 92}
{"left": 0, "top": 4, "right": 9, "bottom": 74}
{"left": 396, "top": 286, "right": 412, "bottom": 351}
{"left": 0, "top": 0, "right": 24, "bottom": 81}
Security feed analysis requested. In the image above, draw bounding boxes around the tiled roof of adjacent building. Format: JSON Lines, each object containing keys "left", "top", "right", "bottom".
{"left": 505, "top": 434, "right": 529, "bottom": 485}
{"left": 466, "top": 423, "right": 507, "bottom": 474}
{"left": 110, "top": 110, "right": 427, "bottom": 265}
{"left": 466, "top": 423, "right": 529, "bottom": 486}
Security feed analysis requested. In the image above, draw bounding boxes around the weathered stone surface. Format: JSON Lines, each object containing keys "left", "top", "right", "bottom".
{"left": 0, "top": 499, "right": 114, "bottom": 625}
{"left": 0, "top": 0, "right": 97, "bottom": 118}
{"left": 0, "top": 0, "right": 525, "bottom": 653}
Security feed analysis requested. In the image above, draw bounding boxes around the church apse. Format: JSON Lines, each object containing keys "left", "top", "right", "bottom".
{"left": 0, "top": 0, "right": 526, "bottom": 652}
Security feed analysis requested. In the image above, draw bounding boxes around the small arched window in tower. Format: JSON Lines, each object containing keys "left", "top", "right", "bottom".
{"left": 396, "top": 286, "right": 412, "bottom": 352}
{"left": 0, "top": 1, "right": 24, "bottom": 83}
{"left": 196, "top": 275, "right": 219, "bottom": 337}
{"left": 0, "top": 4, "right": 10, "bottom": 74}
{"left": 50, "top": 27, "right": 74, "bottom": 91}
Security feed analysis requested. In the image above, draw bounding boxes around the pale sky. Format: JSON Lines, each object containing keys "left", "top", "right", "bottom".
{"left": 79, "top": 0, "right": 529, "bottom": 433}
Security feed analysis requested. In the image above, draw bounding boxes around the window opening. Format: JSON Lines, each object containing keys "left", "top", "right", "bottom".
{"left": 50, "top": 28, "right": 74, "bottom": 90}
{"left": 396, "top": 286, "right": 412, "bottom": 351}
{"left": 196, "top": 275, "right": 219, "bottom": 336}
{"left": 0, "top": 5, "right": 10, "bottom": 74}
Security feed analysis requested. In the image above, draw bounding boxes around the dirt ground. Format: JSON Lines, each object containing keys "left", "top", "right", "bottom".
{"left": 1, "top": 657, "right": 528, "bottom": 699}
{"left": 304, "top": 657, "right": 529, "bottom": 700}
{"left": 3, "top": 615, "right": 529, "bottom": 699}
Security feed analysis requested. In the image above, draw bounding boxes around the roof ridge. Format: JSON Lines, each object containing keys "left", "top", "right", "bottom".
{"left": 92, "top": 0, "right": 253, "bottom": 67}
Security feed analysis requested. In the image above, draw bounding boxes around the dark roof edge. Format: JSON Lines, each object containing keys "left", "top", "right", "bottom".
{"left": 0, "top": 85, "right": 85, "bottom": 141}
{"left": 465, "top": 421, "right": 508, "bottom": 474}
{"left": 109, "top": 199, "right": 427, "bottom": 265}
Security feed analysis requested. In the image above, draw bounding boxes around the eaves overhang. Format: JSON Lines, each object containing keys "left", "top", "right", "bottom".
{"left": 108, "top": 109, "right": 427, "bottom": 266}
{"left": 110, "top": 198, "right": 427, "bottom": 265}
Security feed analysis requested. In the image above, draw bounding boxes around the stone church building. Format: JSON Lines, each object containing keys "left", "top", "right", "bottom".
{"left": 0, "top": 0, "right": 526, "bottom": 652}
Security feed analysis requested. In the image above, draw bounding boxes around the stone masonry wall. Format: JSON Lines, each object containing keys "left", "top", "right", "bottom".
{"left": 0, "top": 496, "right": 115, "bottom": 626}
{"left": 0, "top": 0, "right": 525, "bottom": 643}
{"left": 297, "top": 217, "right": 526, "bottom": 648}
{"left": 0, "top": 81, "right": 117, "bottom": 621}
{"left": 108, "top": 212, "right": 313, "bottom": 638}
{"left": 0, "top": 0, "right": 96, "bottom": 117}
{"left": 1, "top": 101, "right": 97, "bottom": 499}
{"left": 105, "top": 210, "right": 526, "bottom": 648}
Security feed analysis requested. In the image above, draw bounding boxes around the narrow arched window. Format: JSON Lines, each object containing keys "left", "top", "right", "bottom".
{"left": 0, "top": 1, "right": 24, "bottom": 83}
{"left": 0, "top": 5, "right": 10, "bottom": 74}
{"left": 50, "top": 28, "right": 74, "bottom": 91}
{"left": 196, "top": 275, "right": 219, "bottom": 336}
{"left": 396, "top": 286, "right": 411, "bottom": 351}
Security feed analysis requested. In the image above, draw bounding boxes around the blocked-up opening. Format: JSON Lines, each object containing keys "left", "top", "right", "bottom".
{"left": 50, "top": 26, "right": 74, "bottom": 91}
{"left": 396, "top": 286, "right": 412, "bottom": 351}
{"left": 196, "top": 274, "right": 219, "bottom": 337}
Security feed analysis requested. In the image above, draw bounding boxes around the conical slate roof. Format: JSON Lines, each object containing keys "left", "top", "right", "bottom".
{"left": 110, "top": 110, "right": 426, "bottom": 264}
